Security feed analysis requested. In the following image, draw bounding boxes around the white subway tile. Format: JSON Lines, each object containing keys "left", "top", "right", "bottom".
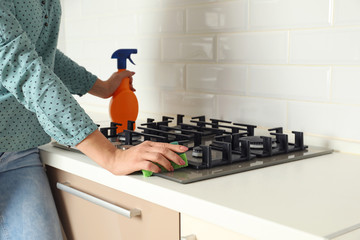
{"left": 118, "top": 0, "right": 162, "bottom": 8}
{"left": 162, "top": 92, "right": 216, "bottom": 117}
{"left": 334, "top": 0, "right": 360, "bottom": 25}
{"left": 138, "top": 9, "right": 184, "bottom": 34}
{"left": 135, "top": 63, "right": 185, "bottom": 90}
{"left": 62, "top": 39, "right": 84, "bottom": 62}
{"left": 64, "top": 17, "right": 99, "bottom": 38}
{"left": 288, "top": 102, "right": 360, "bottom": 141}
{"left": 97, "top": 14, "right": 138, "bottom": 36}
{"left": 250, "top": 0, "right": 332, "bottom": 29}
{"left": 115, "top": 37, "right": 140, "bottom": 50}
{"left": 61, "top": 0, "right": 81, "bottom": 19}
{"left": 186, "top": 1, "right": 248, "bottom": 32}
{"left": 136, "top": 88, "right": 162, "bottom": 114}
{"left": 137, "top": 38, "right": 162, "bottom": 60}
{"left": 81, "top": 0, "right": 119, "bottom": 15}
{"left": 89, "top": 41, "right": 123, "bottom": 77}
{"left": 290, "top": 28, "right": 360, "bottom": 64}
{"left": 332, "top": 67, "right": 360, "bottom": 104}
{"left": 218, "top": 32, "right": 288, "bottom": 64}
{"left": 186, "top": 64, "right": 246, "bottom": 95}
{"left": 217, "top": 96, "right": 287, "bottom": 127}
{"left": 162, "top": 36, "right": 215, "bottom": 61}
{"left": 82, "top": 39, "right": 118, "bottom": 62}
{"left": 247, "top": 65, "right": 331, "bottom": 101}
{"left": 162, "top": 0, "right": 217, "bottom": 7}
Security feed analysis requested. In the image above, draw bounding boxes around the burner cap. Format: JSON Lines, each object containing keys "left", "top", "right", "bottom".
{"left": 192, "top": 146, "right": 203, "bottom": 158}
{"left": 240, "top": 136, "right": 276, "bottom": 149}
{"left": 118, "top": 134, "right": 141, "bottom": 142}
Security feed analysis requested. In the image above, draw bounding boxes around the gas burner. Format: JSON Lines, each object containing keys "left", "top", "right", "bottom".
{"left": 240, "top": 136, "right": 277, "bottom": 149}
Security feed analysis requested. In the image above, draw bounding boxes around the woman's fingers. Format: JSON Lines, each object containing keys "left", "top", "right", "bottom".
{"left": 129, "top": 141, "right": 188, "bottom": 172}
{"left": 128, "top": 77, "right": 136, "bottom": 91}
{"left": 140, "top": 151, "right": 174, "bottom": 172}
{"left": 146, "top": 141, "right": 187, "bottom": 166}
{"left": 138, "top": 159, "right": 162, "bottom": 173}
{"left": 110, "top": 140, "right": 188, "bottom": 175}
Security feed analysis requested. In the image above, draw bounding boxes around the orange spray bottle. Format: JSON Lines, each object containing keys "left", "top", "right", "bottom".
{"left": 109, "top": 49, "right": 138, "bottom": 133}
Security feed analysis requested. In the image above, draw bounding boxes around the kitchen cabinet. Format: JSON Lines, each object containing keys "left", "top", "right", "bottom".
{"left": 181, "top": 213, "right": 254, "bottom": 240}
{"left": 47, "top": 165, "right": 254, "bottom": 240}
{"left": 46, "top": 166, "right": 180, "bottom": 240}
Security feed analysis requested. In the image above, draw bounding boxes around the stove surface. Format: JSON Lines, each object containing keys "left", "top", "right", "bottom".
{"left": 52, "top": 114, "right": 333, "bottom": 184}
{"left": 155, "top": 146, "right": 332, "bottom": 184}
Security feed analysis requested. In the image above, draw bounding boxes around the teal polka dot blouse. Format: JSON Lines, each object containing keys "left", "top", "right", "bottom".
{"left": 0, "top": 0, "right": 98, "bottom": 151}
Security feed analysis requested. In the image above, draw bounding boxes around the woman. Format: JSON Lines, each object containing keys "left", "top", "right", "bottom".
{"left": 0, "top": 1, "right": 187, "bottom": 239}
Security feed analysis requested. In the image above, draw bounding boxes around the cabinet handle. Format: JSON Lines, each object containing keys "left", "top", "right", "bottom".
{"left": 56, "top": 182, "right": 141, "bottom": 219}
{"left": 181, "top": 234, "right": 197, "bottom": 240}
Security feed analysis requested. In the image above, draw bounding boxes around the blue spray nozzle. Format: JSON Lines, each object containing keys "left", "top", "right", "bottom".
{"left": 111, "top": 49, "right": 137, "bottom": 70}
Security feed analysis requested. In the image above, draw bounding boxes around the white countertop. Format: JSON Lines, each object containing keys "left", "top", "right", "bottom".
{"left": 39, "top": 144, "right": 360, "bottom": 240}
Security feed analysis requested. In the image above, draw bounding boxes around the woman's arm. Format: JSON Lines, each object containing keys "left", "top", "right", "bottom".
{"left": 76, "top": 130, "right": 188, "bottom": 175}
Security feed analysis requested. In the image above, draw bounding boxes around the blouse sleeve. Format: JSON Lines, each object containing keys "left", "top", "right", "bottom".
{"left": 54, "top": 49, "right": 98, "bottom": 96}
{"left": 0, "top": 2, "right": 98, "bottom": 146}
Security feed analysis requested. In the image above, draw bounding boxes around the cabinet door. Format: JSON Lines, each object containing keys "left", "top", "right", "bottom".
{"left": 181, "top": 213, "right": 254, "bottom": 240}
{"left": 46, "top": 166, "right": 180, "bottom": 240}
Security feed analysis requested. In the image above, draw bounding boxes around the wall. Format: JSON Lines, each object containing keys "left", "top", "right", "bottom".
{"left": 58, "top": 0, "right": 360, "bottom": 154}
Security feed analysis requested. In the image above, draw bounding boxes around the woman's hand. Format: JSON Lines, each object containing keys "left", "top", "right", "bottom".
{"left": 76, "top": 130, "right": 188, "bottom": 176}
{"left": 88, "top": 70, "right": 135, "bottom": 99}
{"left": 110, "top": 141, "right": 188, "bottom": 175}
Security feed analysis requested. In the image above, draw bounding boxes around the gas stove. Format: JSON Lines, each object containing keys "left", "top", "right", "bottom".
{"left": 53, "top": 114, "right": 332, "bottom": 183}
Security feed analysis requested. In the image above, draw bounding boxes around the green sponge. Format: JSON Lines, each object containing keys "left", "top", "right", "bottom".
{"left": 142, "top": 142, "right": 188, "bottom": 177}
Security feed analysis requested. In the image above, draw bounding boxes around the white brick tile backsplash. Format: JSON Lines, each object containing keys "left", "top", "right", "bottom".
{"left": 218, "top": 32, "right": 288, "bottom": 64}
{"left": 62, "top": 39, "right": 84, "bottom": 62}
{"left": 334, "top": 0, "right": 360, "bottom": 25}
{"left": 162, "top": 92, "right": 216, "bottom": 117}
{"left": 162, "top": 36, "right": 215, "bottom": 61}
{"left": 247, "top": 65, "right": 331, "bottom": 101}
{"left": 186, "top": 64, "right": 246, "bottom": 95}
{"left": 82, "top": 39, "right": 117, "bottom": 62}
{"left": 217, "top": 96, "right": 287, "bottom": 128}
{"left": 186, "top": 1, "right": 248, "bottom": 32}
{"left": 59, "top": 0, "right": 360, "bottom": 152}
{"left": 136, "top": 88, "right": 162, "bottom": 114}
{"left": 117, "top": 0, "right": 162, "bottom": 9}
{"left": 288, "top": 102, "right": 360, "bottom": 141}
{"left": 249, "top": 0, "right": 332, "bottom": 29}
{"left": 115, "top": 37, "right": 140, "bottom": 51}
{"left": 137, "top": 38, "right": 162, "bottom": 60}
{"left": 138, "top": 9, "right": 184, "bottom": 34}
{"left": 332, "top": 67, "right": 360, "bottom": 104}
{"left": 135, "top": 63, "right": 185, "bottom": 90}
{"left": 81, "top": 0, "right": 119, "bottom": 16}
{"left": 97, "top": 14, "right": 138, "bottom": 37}
{"left": 64, "top": 17, "right": 98, "bottom": 38}
{"left": 61, "top": 0, "right": 81, "bottom": 19}
{"left": 290, "top": 28, "right": 360, "bottom": 64}
{"left": 162, "top": 0, "right": 217, "bottom": 7}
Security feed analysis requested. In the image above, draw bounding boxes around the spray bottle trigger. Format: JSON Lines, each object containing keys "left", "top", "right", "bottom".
{"left": 111, "top": 49, "right": 137, "bottom": 70}
{"left": 128, "top": 56, "right": 135, "bottom": 66}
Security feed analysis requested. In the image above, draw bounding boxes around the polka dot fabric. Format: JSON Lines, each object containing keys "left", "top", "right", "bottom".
{"left": 0, "top": 0, "right": 98, "bottom": 151}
